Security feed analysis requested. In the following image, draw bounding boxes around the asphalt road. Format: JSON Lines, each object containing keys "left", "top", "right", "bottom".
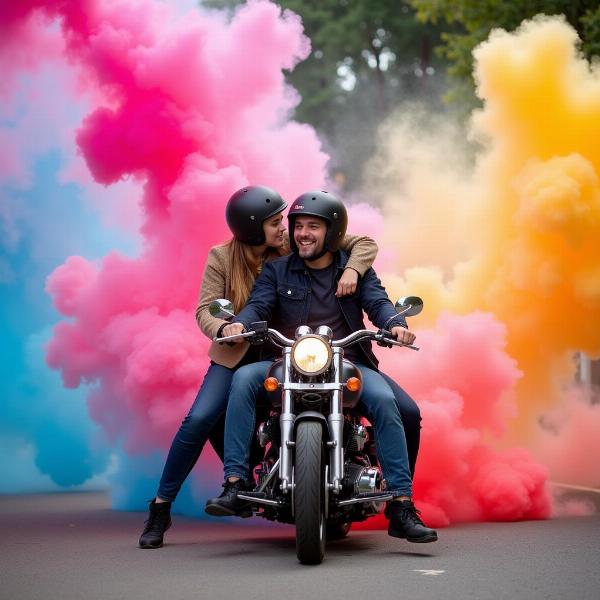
{"left": 1, "top": 492, "right": 598, "bottom": 600}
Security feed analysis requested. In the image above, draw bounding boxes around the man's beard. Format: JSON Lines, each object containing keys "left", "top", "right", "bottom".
{"left": 296, "top": 238, "right": 324, "bottom": 260}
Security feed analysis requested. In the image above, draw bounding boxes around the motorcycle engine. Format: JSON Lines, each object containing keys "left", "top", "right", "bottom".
{"left": 343, "top": 462, "right": 386, "bottom": 516}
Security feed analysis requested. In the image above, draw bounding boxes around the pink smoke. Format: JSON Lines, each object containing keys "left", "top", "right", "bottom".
{"left": 0, "top": 10, "right": 66, "bottom": 186}
{"left": 10, "top": 0, "right": 328, "bottom": 452}
{"left": 0, "top": 6, "right": 63, "bottom": 97}
{"left": 370, "top": 312, "right": 552, "bottom": 526}
{"left": 534, "top": 386, "right": 600, "bottom": 489}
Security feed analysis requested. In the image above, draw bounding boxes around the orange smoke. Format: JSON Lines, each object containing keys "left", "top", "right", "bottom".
{"left": 371, "top": 16, "right": 600, "bottom": 432}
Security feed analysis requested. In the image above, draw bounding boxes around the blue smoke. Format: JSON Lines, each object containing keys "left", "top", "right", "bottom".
{"left": 0, "top": 150, "right": 227, "bottom": 514}
{"left": 110, "top": 449, "right": 240, "bottom": 520}
{"left": 0, "top": 151, "right": 137, "bottom": 493}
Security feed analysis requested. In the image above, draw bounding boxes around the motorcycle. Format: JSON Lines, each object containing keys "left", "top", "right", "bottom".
{"left": 210, "top": 296, "right": 423, "bottom": 565}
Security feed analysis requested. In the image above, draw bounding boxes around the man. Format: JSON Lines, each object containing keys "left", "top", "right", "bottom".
{"left": 206, "top": 191, "right": 437, "bottom": 543}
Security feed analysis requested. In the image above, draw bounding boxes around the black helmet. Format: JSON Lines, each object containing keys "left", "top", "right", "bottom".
{"left": 288, "top": 190, "right": 348, "bottom": 255}
{"left": 225, "top": 185, "right": 287, "bottom": 246}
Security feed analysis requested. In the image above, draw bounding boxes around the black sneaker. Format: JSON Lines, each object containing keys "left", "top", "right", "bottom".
{"left": 138, "top": 500, "right": 172, "bottom": 549}
{"left": 204, "top": 479, "right": 252, "bottom": 518}
{"left": 386, "top": 499, "right": 438, "bottom": 543}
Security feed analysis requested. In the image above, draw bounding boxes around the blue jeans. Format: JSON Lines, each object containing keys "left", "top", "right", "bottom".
{"left": 380, "top": 372, "right": 421, "bottom": 477}
{"left": 157, "top": 362, "right": 234, "bottom": 501}
{"left": 223, "top": 361, "right": 414, "bottom": 497}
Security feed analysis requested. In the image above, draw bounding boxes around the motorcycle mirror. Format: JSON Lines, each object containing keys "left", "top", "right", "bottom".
{"left": 395, "top": 296, "right": 423, "bottom": 317}
{"left": 209, "top": 299, "right": 236, "bottom": 320}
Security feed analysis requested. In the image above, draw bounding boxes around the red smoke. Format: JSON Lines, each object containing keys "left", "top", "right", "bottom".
{"left": 365, "top": 311, "right": 550, "bottom": 527}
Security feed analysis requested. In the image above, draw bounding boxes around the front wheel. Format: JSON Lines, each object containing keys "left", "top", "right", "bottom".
{"left": 294, "top": 421, "right": 326, "bottom": 565}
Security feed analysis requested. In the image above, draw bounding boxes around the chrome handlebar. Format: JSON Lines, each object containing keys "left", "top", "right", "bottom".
{"left": 213, "top": 328, "right": 294, "bottom": 346}
{"left": 332, "top": 329, "right": 420, "bottom": 351}
{"left": 214, "top": 327, "right": 419, "bottom": 351}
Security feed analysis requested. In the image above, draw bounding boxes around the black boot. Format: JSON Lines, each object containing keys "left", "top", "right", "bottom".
{"left": 386, "top": 499, "right": 438, "bottom": 543}
{"left": 205, "top": 479, "right": 252, "bottom": 518}
{"left": 138, "top": 499, "right": 172, "bottom": 549}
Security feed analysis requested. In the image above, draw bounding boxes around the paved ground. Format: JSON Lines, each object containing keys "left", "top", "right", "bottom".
{"left": 1, "top": 492, "right": 599, "bottom": 600}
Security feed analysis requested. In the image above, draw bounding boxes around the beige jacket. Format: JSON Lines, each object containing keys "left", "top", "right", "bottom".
{"left": 195, "top": 233, "right": 378, "bottom": 368}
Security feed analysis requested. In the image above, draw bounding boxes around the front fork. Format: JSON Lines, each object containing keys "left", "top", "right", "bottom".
{"left": 279, "top": 348, "right": 295, "bottom": 492}
{"left": 328, "top": 348, "right": 344, "bottom": 493}
{"left": 278, "top": 347, "right": 345, "bottom": 495}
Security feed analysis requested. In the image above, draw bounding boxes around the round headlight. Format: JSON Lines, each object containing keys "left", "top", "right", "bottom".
{"left": 291, "top": 335, "right": 332, "bottom": 376}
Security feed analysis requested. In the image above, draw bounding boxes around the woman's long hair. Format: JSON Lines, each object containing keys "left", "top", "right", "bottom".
{"left": 227, "top": 238, "right": 265, "bottom": 313}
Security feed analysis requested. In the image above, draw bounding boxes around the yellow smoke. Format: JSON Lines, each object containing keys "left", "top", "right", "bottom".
{"left": 370, "top": 16, "right": 600, "bottom": 434}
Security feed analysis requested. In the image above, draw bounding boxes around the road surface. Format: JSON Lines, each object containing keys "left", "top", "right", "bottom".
{"left": 1, "top": 492, "right": 598, "bottom": 600}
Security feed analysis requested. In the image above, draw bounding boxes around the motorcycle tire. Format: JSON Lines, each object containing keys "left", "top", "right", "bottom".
{"left": 294, "top": 421, "right": 326, "bottom": 565}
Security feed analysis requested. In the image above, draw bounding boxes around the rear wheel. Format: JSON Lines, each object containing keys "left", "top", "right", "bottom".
{"left": 294, "top": 421, "right": 326, "bottom": 565}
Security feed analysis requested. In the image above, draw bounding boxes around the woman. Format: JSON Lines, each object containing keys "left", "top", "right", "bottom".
{"left": 138, "top": 185, "right": 383, "bottom": 548}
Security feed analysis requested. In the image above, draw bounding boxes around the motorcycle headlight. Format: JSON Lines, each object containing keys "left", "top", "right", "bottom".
{"left": 291, "top": 335, "right": 332, "bottom": 376}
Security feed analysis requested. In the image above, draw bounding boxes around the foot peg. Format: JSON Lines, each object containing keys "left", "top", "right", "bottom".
{"left": 336, "top": 491, "right": 395, "bottom": 507}
{"left": 236, "top": 491, "right": 281, "bottom": 507}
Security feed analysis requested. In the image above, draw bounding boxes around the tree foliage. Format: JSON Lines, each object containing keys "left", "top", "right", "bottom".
{"left": 409, "top": 0, "right": 600, "bottom": 105}
{"left": 203, "top": 0, "right": 448, "bottom": 123}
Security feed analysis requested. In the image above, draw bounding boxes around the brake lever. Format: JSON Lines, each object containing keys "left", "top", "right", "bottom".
{"left": 376, "top": 329, "right": 420, "bottom": 351}
{"left": 213, "top": 331, "right": 256, "bottom": 343}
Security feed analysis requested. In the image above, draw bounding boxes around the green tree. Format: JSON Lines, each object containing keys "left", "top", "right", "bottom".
{"left": 409, "top": 0, "right": 600, "bottom": 106}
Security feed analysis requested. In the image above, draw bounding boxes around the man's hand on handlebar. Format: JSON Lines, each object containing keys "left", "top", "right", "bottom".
{"left": 221, "top": 323, "right": 246, "bottom": 343}
{"left": 390, "top": 326, "right": 416, "bottom": 346}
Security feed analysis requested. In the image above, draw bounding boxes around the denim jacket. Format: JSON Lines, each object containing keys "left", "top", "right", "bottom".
{"left": 233, "top": 250, "right": 407, "bottom": 370}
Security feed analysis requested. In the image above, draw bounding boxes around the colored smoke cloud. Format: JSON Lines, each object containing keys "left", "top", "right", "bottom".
{"left": 534, "top": 386, "right": 600, "bottom": 489}
{"left": 0, "top": 6, "right": 142, "bottom": 491}
{"left": 368, "top": 14, "right": 600, "bottom": 515}
{"left": 2, "top": 2, "right": 598, "bottom": 527}
{"left": 41, "top": 0, "right": 328, "bottom": 464}
{"left": 374, "top": 312, "right": 550, "bottom": 526}
{"left": 1, "top": 0, "right": 328, "bottom": 512}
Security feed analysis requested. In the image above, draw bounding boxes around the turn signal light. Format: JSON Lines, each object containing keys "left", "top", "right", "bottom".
{"left": 264, "top": 377, "right": 279, "bottom": 392}
{"left": 346, "top": 377, "right": 361, "bottom": 392}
